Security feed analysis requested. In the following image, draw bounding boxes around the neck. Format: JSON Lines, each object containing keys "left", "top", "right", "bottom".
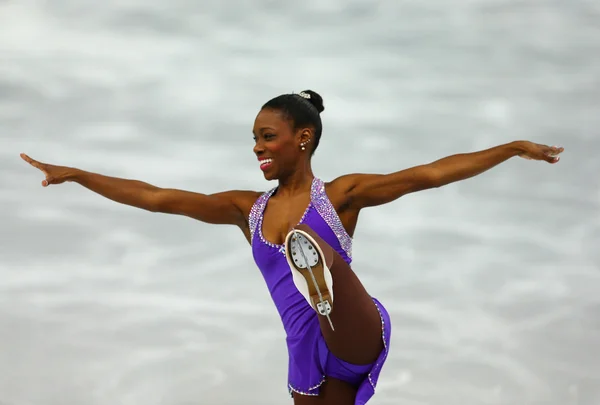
{"left": 276, "top": 160, "right": 314, "bottom": 196}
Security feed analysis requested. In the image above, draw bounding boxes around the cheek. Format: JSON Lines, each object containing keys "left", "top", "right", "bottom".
{"left": 268, "top": 143, "right": 283, "bottom": 154}
{"left": 268, "top": 140, "right": 294, "bottom": 156}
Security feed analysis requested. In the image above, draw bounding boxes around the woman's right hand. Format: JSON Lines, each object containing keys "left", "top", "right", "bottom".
{"left": 20, "top": 153, "right": 76, "bottom": 187}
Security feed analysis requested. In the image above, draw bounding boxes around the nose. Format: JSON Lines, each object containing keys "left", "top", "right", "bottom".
{"left": 253, "top": 140, "right": 264, "bottom": 156}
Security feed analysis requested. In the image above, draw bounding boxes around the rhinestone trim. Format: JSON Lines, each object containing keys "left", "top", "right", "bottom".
{"left": 288, "top": 375, "right": 326, "bottom": 398}
{"left": 248, "top": 179, "right": 315, "bottom": 251}
{"left": 311, "top": 178, "right": 353, "bottom": 259}
{"left": 258, "top": 201, "right": 312, "bottom": 250}
{"left": 248, "top": 188, "right": 274, "bottom": 243}
{"left": 367, "top": 300, "right": 388, "bottom": 391}
{"left": 249, "top": 178, "right": 353, "bottom": 259}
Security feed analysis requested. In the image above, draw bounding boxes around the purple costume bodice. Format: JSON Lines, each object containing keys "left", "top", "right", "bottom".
{"left": 248, "top": 177, "right": 352, "bottom": 337}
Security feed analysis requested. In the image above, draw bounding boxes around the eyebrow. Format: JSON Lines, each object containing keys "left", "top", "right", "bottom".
{"left": 252, "top": 126, "right": 276, "bottom": 134}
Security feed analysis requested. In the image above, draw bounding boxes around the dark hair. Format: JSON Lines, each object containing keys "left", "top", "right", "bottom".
{"left": 261, "top": 90, "right": 325, "bottom": 155}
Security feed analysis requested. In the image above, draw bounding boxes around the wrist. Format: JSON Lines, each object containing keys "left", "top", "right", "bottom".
{"left": 66, "top": 168, "right": 83, "bottom": 183}
{"left": 508, "top": 140, "right": 529, "bottom": 155}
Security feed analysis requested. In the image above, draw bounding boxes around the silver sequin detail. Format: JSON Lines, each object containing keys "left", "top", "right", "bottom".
{"left": 311, "top": 178, "right": 353, "bottom": 259}
{"left": 288, "top": 376, "right": 326, "bottom": 397}
{"left": 367, "top": 300, "right": 388, "bottom": 391}
{"left": 248, "top": 180, "right": 315, "bottom": 251}
{"left": 248, "top": 187, "right": 276, "bottom": 243}
{"left": 258, "top": 201, "right": 311, "bottom": 250}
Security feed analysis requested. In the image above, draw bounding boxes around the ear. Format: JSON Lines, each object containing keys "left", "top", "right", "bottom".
{"left": 297, "top": 128, "right": 313, "bottom": 148}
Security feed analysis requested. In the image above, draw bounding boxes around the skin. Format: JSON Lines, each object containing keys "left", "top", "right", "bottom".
{"left": 21, "top": 106, "right": 564, "bottom": 405}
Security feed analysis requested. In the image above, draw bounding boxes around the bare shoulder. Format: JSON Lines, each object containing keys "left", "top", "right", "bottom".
{"left": 327, "top": 173, "right": 378, "bottom": 192}
{"left": 215, "top": 189, "right": 263, "bottom": 217}
{"left": 324, "top": 173, "right": 378, "bottom": 210}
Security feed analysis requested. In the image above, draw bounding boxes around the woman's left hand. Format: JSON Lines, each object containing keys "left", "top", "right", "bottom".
{"left": 518, "top": 141, "right": 564, "bottom": 163}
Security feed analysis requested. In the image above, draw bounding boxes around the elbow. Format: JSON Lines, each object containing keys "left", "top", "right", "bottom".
{"left": 418, "top": 167, "right": 444, "bottom": 190}
{"left": 429, "top": 173, "right": 444, "bottom": 189}
{"left": 146, "top": 204, "right": 161, "bottom": 213}
{"left": 144, "top": 201, "right": 162, "bottom": 213}
{"left": 146, "top": 188, "right": 169, "bottom": 213}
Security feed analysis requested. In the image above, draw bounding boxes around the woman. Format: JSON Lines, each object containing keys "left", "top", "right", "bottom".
{"left": 21, "top": 90, "right": 563, "bottom": 405}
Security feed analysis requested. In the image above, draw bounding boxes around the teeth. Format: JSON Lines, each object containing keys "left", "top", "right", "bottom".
{"left": 259, "top": 159, "right": 273, "bottom": 166}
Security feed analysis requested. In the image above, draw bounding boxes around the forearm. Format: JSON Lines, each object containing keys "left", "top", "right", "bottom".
{"left": 70, "top": 169, "right": 160, "bottom": 211}
{"left": 428, "top": 141, "right": 526, "bottom": 187}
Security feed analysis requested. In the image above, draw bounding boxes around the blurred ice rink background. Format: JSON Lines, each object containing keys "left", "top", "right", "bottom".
{"left": 1, "top": 0, "right": 599, "bottom": 404}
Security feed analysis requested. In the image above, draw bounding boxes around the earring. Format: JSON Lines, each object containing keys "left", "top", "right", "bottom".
{"left": 300, "top": 140, "right": 309, "bottom": 151}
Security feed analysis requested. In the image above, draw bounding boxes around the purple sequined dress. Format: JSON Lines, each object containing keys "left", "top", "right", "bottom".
{"left": 248, "top": 177, "right": 392, "bottom": 404}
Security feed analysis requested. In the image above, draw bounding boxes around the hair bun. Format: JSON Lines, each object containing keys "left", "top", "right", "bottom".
{"left": 299, "top": 90, "right": 324, "bottom": 113}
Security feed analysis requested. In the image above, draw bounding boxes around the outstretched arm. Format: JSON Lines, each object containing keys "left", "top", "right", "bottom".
{"left": 20, "top": 153, "right": 260, "bottom": 229}
{"left": 333, "top": 141, "right": 563, "bottom": 209}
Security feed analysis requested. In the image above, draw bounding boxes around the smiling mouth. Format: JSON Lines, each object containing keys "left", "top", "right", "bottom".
{"left": 259, "top": 158, "right": 273, "bottom": 170}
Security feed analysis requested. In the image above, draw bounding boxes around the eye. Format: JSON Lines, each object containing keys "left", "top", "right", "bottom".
{"left": 264, "top": 133, "right": 275, "bottom": 140}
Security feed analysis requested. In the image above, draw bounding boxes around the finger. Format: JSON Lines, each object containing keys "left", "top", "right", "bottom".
{"left": 43, "top": 176, "right": 55, "bottom": 186}
{"left": 20, "top": 153, "right": 43, "bottom": 169}
{"left": 543, "top": 149, "right": 556, "bottom": 162}
{"left": 20, "top": 152, "right": 34, "bottom": 164}
{"left": 543, "top": 146, "right": 561, "bottom": 160}
{"left": 546, "top": 145, "right": 563, "bottom": 155}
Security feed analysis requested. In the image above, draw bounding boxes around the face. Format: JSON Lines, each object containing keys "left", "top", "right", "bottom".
{"left": 252, "top": 108, "right": 310, "bottom": 180}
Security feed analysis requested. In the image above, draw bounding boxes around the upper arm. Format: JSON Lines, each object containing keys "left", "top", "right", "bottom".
{"left": 151, "top": 188, "right": 261, "bottom": 228}
{"left": 333, "top": 164, "right": 442, "bottom": 209}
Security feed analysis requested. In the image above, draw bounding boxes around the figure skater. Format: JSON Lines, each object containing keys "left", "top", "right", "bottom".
{"left": 21, "top": 89, "right": 563, "bottom": 405}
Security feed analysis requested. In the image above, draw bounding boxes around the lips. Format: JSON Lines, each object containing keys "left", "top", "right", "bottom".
{"left": 259, "top": 158, "right": 273, "bottom": 171}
